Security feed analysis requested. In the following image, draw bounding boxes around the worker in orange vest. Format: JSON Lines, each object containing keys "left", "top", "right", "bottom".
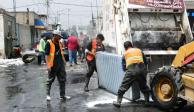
{"left": 113, "top": 41, "right": 150, "bottom": 107}
{"left": 45, "top": 30, "right": 66, "bottom": 101}
{"left": 84, "top": 34, "right": 105, "bottom": 92}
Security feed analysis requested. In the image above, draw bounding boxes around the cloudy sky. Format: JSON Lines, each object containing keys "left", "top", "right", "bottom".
{"left": 0, "top": 0, "right": 100, "bottom": 29}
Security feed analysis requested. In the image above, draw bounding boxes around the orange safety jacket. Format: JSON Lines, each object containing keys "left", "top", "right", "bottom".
{"left": 46, "top": 40, "right": 65, "bottom": 68}
{"left": 86, "top": 39, "right": 97, "bottom": 61}
{"left": 124, "top": 48, "right": 144, "bottom": 67}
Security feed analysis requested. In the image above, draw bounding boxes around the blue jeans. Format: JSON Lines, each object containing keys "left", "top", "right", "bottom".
{"left": 68, "top": 50, "right": 77, "bottom": 64}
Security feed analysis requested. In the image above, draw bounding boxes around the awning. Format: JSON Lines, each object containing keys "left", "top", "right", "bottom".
{"left": 35, "top": 19, "right": 45, "bottom": 29}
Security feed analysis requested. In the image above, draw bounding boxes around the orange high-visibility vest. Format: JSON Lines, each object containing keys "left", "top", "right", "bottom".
{"left": 124, "top": 48, "right": 144, "bottom": 67}
{"left": 47, "top": 40, "right": 65, "bottom": 68}
{"left": 86, "top": 39, "right": 97, "bottom": 61}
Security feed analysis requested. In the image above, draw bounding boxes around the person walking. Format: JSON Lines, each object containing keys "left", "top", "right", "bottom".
{"left": 38, "top": 34, "right": 46, "bottom": 65}
{"left": 67, "top": 33, "right": 79, "bottom": 66}
{"left": 45, "top": 30, "right": 66, "bottom": 101}
{"left": 84, "top": 34, "right": 105, "bottom": 92}
{"left": 113, "top": 41, "right": 150, "bottom": 107}
{"left": 78, "top": 32, "right": 85, "bottom": 62}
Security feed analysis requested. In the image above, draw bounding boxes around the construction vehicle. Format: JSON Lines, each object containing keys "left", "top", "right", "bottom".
{"left": 151, "top": 41, "right": 194, "bottom": 109}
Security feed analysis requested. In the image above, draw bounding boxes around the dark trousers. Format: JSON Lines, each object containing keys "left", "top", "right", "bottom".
{"left": 85, "top": 60, "right": 97, "bottom": 87}
{"left": 38, "top": 52, "right": 45, "bottom": 65}
{"left": 118, "top": 63, "right": 149, "bottom": 100}
{"left": 86, "top": 60, "right": 97, "bottom": 78}
{"left": 46, "top": 65, "right": 66, "bottom": 97}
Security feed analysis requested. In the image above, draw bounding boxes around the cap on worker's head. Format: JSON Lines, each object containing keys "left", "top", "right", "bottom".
{"left": 52, "top": 30, "right": 62, "bottom": 37}
{"left": 96, "top": 33, "right": 104, "bottom": 41}
{"left": 124, "top": 41, "right": 133, "bottom": 49}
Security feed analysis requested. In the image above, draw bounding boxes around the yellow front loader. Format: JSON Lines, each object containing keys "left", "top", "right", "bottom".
{"left": 151, "top": 41, "right": 194, "bottom": 109}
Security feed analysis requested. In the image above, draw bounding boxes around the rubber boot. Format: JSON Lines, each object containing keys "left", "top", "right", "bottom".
{"left": 113, "top": 95, "right": 123, "bottom": 108}
{"left": 84, "top": 77, "right": 90, "bottom": 92}
{"left": 59, "top": 83, "right": 66, "bottom": 101}
{"left": 46, "top": 83, "right": 51, "bottom": 101}
{"left": 143, "top": 92, "right": 150, "bottom": 107}
{"left": 46, "top": 84, "right": 51, "bottom": 96}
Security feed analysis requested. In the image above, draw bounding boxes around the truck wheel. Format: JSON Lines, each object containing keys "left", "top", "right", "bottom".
{"left": 22, "top": 54, "right": 35, "bottom": 64}
{"left": 151, "top": 66, "right": 185, "bottom": 109}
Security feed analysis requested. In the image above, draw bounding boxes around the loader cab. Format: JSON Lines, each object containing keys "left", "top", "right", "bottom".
{"left": 187, "top": 9, "right": 194, "bottom": 35}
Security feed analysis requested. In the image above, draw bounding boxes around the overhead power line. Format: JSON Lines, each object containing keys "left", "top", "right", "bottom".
{"left": 6, "top": 2, "right": 102, "bottom": 10}
{"left": 50, "top": 13, "right": 90, "bottom": 17}
{"left": 52, "top": 2, "right": 101, "bottom": 8}
{"left": 6, "top": 3, "right": 44, "bottom": 10}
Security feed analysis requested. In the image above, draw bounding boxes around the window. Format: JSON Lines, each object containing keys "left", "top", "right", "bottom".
{"left": 192, "top": 12, "right": 194, "bottom": 17}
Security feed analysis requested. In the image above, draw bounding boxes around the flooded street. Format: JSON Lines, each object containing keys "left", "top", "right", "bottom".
{"left": 0, "top": 63, "right": 193, "bottom": 112}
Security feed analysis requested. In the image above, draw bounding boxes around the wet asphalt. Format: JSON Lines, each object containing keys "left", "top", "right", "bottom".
{"left": 0, "top": 61, "right": 194, "bottom": 112}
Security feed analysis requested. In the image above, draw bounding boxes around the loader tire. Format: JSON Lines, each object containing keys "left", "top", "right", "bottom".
{"left": 151, "top": 66, "right": 185, "bottom": 110}
{"left": 22, "top": 54, "right": 35, "bottom": 64}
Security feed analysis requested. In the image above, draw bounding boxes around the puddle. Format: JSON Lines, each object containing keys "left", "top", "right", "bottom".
{"left": 0, "top": 65, "right": 25, "bottom": 99}
{"left": 67, "top": 73, "right": 86, "bottom": 84}
{"left": 6, "top": 85, "right": 24, "bottom": 99}
{"left": 70, "top": 76, "right": 85, "bottom": 84}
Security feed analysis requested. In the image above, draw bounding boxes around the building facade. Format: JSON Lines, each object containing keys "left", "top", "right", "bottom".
{"left": 0, "top": 9, "right": 16, "bottom": 58}
{"left": 9, "top": 11, "right": 45, "bottom": 50}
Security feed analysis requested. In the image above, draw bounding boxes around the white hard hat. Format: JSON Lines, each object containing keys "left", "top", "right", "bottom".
{"left": 52, "top": 30, "right": 62, "bottom": 37}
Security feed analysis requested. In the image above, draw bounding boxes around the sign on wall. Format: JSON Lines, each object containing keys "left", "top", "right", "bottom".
{"left": 129, "top": 0, "right": 184, "bottom": 9}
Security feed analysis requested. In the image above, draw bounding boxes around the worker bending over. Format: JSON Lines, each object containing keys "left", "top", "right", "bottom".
{"left": 113, "top": 41, "right": 150, "bottom": 107}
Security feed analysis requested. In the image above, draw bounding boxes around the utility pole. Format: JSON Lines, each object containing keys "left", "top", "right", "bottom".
{"left": 55, "top": 17, "right": 57, "bottom": 24}
{"left": 67, "top": 8, "right": 70, "bottom": 33}
{"left": 57, "top": 10, "right": 60, "bottom": 24}
{"left": 13, "top": 0, "right": 16, "bottom": 37}
{"left": 96, "top": 0, "right": 99, "bottom": 33}
{"left": 13, "top": 0, "right": 16, "bottom": 17}
{"left": 46, "top": 0, "right": 50, "bottom": 25}
{"left": 91, "top": 1, "right": 94, "bottom": 27}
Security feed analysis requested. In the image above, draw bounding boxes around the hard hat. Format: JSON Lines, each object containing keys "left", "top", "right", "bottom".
{"left": 52, "top": 30, "right": 63, "bottom": 37}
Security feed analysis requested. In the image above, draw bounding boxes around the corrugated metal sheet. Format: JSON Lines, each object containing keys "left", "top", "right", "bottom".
{"left": 96, "top": 52, "right": 140, "bottom": 100}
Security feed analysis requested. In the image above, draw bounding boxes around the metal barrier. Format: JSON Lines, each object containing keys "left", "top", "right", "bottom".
{"left": 96, "top": 52, "right": 140, "bottom": 100}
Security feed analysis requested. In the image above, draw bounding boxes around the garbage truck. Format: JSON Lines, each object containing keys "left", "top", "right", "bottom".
{"left": 98, "top": 0, "right": 194, "bottom": 109}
